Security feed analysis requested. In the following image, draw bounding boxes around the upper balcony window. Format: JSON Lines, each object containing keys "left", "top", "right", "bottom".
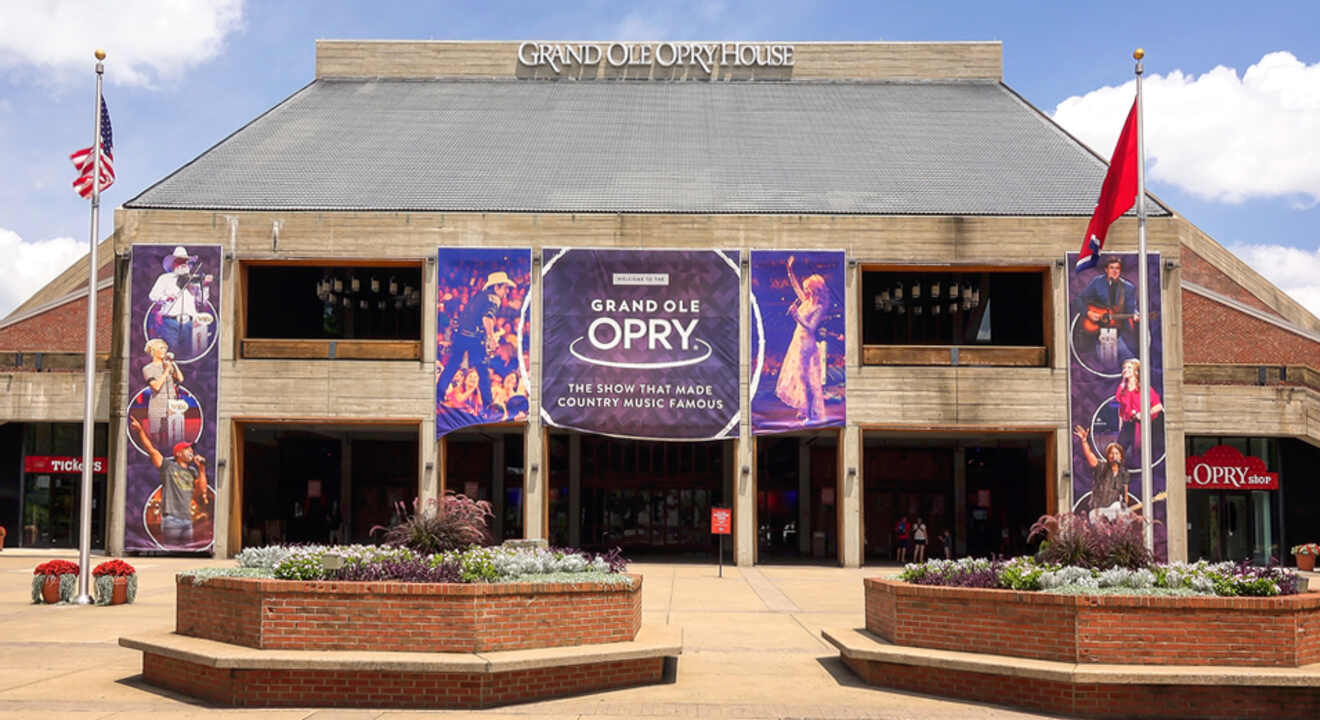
{"left": 861, "top": 268, "right": 1048, "bottom": 367}
{"left": 241, "top": 262, "right": 423, "bottom": 360}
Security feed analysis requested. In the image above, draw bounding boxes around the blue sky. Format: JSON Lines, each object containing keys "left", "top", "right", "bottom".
{"left": 1, "top": 1, "right": 1317, "bottom": 316}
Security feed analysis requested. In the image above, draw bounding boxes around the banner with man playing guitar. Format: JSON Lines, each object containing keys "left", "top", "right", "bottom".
{"left": 1066, "top": 251, "right": 1168, "bottom": 561}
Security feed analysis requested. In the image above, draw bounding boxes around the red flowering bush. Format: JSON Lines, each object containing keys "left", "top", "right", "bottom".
{"left": 34, "top": 560, "right": 79, "bottom": 576}
{"left": 93, "top": 559, "right": 136, "bottom": 577}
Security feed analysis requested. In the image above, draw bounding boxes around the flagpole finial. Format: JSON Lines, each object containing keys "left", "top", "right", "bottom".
{"left": 94, "top": 49, "right": 106, "bottom": 60}
{"left": 1133, "top": 48, "right": 1144, "bottom": 60}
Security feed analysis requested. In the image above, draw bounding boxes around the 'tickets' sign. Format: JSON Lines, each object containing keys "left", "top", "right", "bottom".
{"left": 540, "top": 248, "right": 741, "bottom": 440}
{"left": 24, "top": 456, "right": 107, "bottom": 474}
{"left": 1186, "top": 445, "right": 1278, "bottom": 490}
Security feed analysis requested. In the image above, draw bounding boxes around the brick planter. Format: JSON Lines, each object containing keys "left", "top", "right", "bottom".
{"left": 865, "top": 577, "right": 1320, "bottom": 667}
{"left": 176, "top": 574, "right": 643, "bottom": 652}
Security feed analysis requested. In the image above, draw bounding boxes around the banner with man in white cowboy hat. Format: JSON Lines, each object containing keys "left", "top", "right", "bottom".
{"left": 435, "top": 248, "right": 533, "bottom": 436}
{"left": 125, "top": 244, "right": 221, "bottom": 552}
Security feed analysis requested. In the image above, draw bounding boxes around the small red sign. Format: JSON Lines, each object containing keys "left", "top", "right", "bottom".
{"left": 711, "top": 507, "right": 732, "bottom": 535}
{"left": 24, "top": 455, "right": 107, "bottom": 475}
{"left": 1186, "top": 445, "right": 1278, "bottom": 491}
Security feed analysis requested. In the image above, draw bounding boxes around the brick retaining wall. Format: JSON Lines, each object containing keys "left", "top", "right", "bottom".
{"left": 177, "top": 574, "right": 642, "bottom": 652}
{"left": 841, "top": 656, "right": 1320, "bottom": 720}
{"left": 865, "top": 578, "right": 1320, "bottom": 666}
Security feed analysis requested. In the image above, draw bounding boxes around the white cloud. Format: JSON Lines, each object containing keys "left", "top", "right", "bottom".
{"left": 0, "top": 1, "right": 244, "bottom": 88}
{"left": 1052, "top": 52, "right": 1320, "bottom": 205}
{"left": 1229, "top": 243, "right": 1320, "bottom": 317}
{"left": 0, "top": 228, "right": 87, "bottom": 319}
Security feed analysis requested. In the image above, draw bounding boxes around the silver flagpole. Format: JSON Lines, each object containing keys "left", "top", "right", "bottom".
{"left": 74, "top": 49, "right": 107, "bottom": 605}
{"left": 1133, "top": 48, "right": 1154, "bottom": 554}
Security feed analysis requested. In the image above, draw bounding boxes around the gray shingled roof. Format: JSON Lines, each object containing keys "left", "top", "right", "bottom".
{"left": 126, "top": 79, "right": 1169, "bottom": 215}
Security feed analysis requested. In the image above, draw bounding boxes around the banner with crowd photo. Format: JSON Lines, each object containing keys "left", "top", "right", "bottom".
{"left": 750, "top": 250, "right": 846, "bottom": 434}
{"left": 125, "top": 244, "right": 221, "bottom": 552}
{"left": 1066, "top": 251, "right": 1167, "bottom": 560}
{"left": 435, "top": 248, "right": 532, "bottom": 437}
{"left": 541, "top": 248, "right": 740, "bottom": 440}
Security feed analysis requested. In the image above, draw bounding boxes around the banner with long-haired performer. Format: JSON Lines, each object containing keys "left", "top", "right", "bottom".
{"left": 540, "top": 248, "right": 740, "bottom": 440}
{"left": 1066, "top": 251, "right": 1167, "bottom": 561}
{"left": 125, "top": 244, "right": 221, "bottom": 552}
{"left": 435, "top": 248, "right": 532, "bottom": 437}
{"left": 750, "top": 250, "right": 846, "bottom": 434}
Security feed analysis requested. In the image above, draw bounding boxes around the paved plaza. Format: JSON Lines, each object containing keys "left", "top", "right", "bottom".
{"left": 0, "top": 550, "right": 1076, "bottom": 720}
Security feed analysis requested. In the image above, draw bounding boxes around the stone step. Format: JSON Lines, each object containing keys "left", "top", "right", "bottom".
{"left": 122, "top": 623, "right": 681, "bottom": 673}
{"left": 822, "top": 626, "right": 1320, "bottom": 687}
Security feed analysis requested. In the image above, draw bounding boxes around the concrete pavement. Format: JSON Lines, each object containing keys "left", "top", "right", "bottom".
{"left": 0, "top": 551, "right": 1068, "bottom": 719}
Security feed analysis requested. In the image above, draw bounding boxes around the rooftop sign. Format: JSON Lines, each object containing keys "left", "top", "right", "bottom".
{"left": 517, "top": 42, "right": 795, "bottom": 74}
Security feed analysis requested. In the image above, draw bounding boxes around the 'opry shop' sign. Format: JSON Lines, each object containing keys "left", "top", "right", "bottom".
{"left": 517, "top": 42, "right": 796, "bottom": 73}
{"left": 1185, "top": 445, "right": 1278, "bottom": 491}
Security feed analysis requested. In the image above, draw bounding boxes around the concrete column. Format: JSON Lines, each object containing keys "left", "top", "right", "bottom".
{"left": 798, "top": 436, "right": 811, "bottom": 554}
{"left": 1055, "top": 428, "right": 1072, "bottom": 514}
{"left": 492, "top": 435, "right": 505, "bottom": 541}
{"left": 735, "top": 252, "right": 755, "bottom": 566}
{"left": 568, "top": 432, "right": 581, "bottom": 547}
{"left": 839, "top": 251, "right": 861, "bottom": 567}
{"left": 107, "top": 249, "right": 133, "bottom": 556}
{"left": 213, "top": 419, "right": 231, "bottom": 557}
{"left": 422, "top": 252, "right": 436, "bottom": 365}
{"left": 419, "top": 420, "right": 437, "bottom": 504}
{"left": 954, "top": 445, "right": 967, "bottom": 556}
{"left": 524, "top": 250, "right": 546, "bottom": 540}
{"left": 840, "top": 424, "right": 861, "bottom": 567}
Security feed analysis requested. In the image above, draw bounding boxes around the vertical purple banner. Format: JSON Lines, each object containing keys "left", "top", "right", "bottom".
{"left": 541, "top": 248, "right": 740, "bottom": 440}
{"left": 125, "top": 244, "right": 221, "bottom": 552}
{"left": 750, "top": 250, "right": 846, "bottom": 434}
{"left": 435, "top": 248, "right": 532, "bottom": 437}
{"left": 1066, "top": 251, "right": 1167, "bottom": 560}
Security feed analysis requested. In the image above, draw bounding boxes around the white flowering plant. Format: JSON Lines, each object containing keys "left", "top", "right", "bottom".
{"left": 899, "top": 556, "right": 1300, "bottom": 597}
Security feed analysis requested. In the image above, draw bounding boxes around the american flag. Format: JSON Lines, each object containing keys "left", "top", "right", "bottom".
{"left": 70, "top": 98, "right": 114, "bottom": 198}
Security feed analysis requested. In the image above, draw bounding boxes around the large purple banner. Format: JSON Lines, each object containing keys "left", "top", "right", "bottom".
{"left": 750, "top": 250, "right": 846, "bottom": 434}
{"left": 125, "top": 244, "right": 221, "bottom": 552}
{"left": 435, "top": 248, "right": 532, "bottom": 437}
{"left": 1066, "top": 251, "right": 1167, "bottom": 560}
{"left": 541, "top": 248, "right": 740, "bottom": 440}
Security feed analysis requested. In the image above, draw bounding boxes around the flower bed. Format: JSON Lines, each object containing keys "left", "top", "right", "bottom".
{"left": 175, "top": 543, "right": 641, "bottom": 653}
{"left": 899, "top": 556, "right": 1301, "bottom": 596}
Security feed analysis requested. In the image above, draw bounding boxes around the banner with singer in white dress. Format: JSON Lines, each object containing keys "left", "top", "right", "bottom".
{"left": 750, "top": 250, "right": 846, "bottom": 434}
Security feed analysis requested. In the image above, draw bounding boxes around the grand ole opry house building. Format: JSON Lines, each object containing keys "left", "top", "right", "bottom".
{"left": 1, "top": 40, "right": 1317, "bottom": 568}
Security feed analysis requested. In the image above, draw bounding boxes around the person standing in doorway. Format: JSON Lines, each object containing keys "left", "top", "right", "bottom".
{"left": 894, "top": 515, "right": 910, "bottom": 563}
{"left": 912, "top": 518, "right": 928, "bottom": 562}
{"left": 939, "top": 528, "right": 954, "bottom": 559}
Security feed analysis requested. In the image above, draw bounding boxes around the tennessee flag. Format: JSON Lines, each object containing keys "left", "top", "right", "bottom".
{"left": 1076, "top": 98, "right": 1139, "bottom": 271}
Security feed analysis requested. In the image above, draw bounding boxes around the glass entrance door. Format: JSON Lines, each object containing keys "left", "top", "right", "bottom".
{"left": 1188, "top": 491, "right": 1273, "bottom": 564}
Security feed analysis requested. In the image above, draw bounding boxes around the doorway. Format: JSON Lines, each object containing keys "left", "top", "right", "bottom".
{"left": 238, "top": 423, "right": 419, "bottom": 548}
{"left": 863, "top": 432, "right": 1049, "bottom": 563}
{"left": 443, "top": 429, "right": 524, "bottom": 542}
{"left": 755, "top": 431, "right": 840, "bottom": 564}
{"left": 1187, "top": 490, "right": 1275, "bottom": 565}
{"left": 547, "top": 432, "right": 730, "bottom": 558}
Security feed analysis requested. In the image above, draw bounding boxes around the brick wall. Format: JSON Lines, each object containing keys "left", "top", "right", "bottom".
{"left": 1181, "top": 247, "right": 1279, "bottom": 316}
{"left": 177, "top": 575, "right": 642, "bottom": 652}
{"left": 865, "top": 578, "right": 1320, "bottom": 666}
{"left": 842, "top": 656, "right": 1320, "bottom": 720}
{"left": 142, "top": 651, "right": 662, "bottom": 708}
{"left": 1183, "top": 291, "right": 1320, "bottom": 365}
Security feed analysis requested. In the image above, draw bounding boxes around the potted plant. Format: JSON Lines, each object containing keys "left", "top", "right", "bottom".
{"left": 93, "top": 559, "right": 138, "bottom": 605}
{"left": 1292, "top": 543, "right": 1319, "bottom": 572}
{"left": 31, "top": 560, "right": 79, "bottom": 604}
